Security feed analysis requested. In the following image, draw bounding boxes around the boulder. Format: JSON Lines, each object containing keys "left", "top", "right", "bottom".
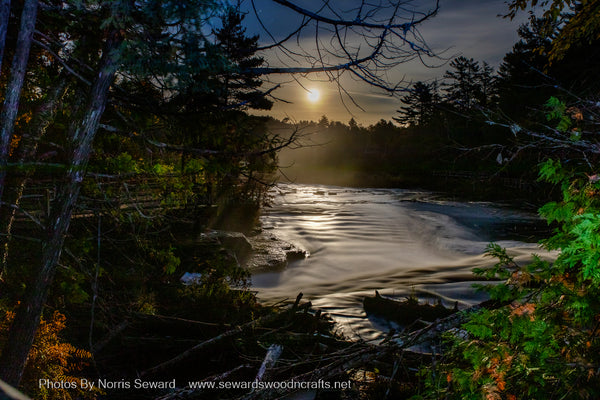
{"left": 201, "top": 230, "right": 253, "bottom": 262}
{"left": 245, "top": 232, "right": 308, "bottom": 272}
{"left": 193, "top": 230, "right": 308, "bottom": 273}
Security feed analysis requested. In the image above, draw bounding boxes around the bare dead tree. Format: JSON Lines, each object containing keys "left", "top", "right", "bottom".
{"left": 0, "top": 0, "right": 10, "bottom": 74}
{"left": 0, "top": 0, "right": 39, "bottom": 204}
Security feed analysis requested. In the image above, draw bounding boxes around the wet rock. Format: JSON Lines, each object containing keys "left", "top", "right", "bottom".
{"left": 193, "top": 230, "right": 308, "bottom": 273}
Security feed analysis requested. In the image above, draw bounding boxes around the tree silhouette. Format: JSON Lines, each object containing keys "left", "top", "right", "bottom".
{"left": 214, "top": 6, "right": 272, "bottom": 110}
{"left": 443, "top": 56, "right": 482, "bottom": 111}
{"left": 394, "top": 81, "right": 439, "bottom": 127}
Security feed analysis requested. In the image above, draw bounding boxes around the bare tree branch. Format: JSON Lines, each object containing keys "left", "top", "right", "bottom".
{"left": 248, "top": 0, "right": 440, "bottom": 95}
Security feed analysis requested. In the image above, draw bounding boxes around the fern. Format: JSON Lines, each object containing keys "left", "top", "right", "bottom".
{"left": 0, "top": 310, "right": 101, "bottom": 399}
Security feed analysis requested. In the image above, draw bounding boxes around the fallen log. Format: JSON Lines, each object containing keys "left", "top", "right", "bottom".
{"left": 91, "top": 320, "right": 129, "bottom": 353}
{"left": 388, "top": 298, "right": 509, "bottom": 347}
{"left": 240, "top": 298, "right": 509, "bottom": 400}
{"left": 254, "top": 344, "right": 284, "bottom": 383}
{"left": 132, "top": 312, "right": 230, "bottom": 328}
{"left": 363, "top": 291, "right": 457, "bottom": 326}
{"left": 240, "top": 346, "right": 377, "bottom": 400}
{"left": 0, "top": 379, "right": 31, "bottom": 400}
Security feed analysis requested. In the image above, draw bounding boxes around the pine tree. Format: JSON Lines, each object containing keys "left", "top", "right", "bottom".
{"left": 394, "top": 81, "right": 439, "bottom": 127}
{"left": 496, "top": 17, "right": 554, "bottom": 118}
{"left": 213, "top": 6, "right": 272, "bottom": 110}
{"left": 318, "top": 115, "right": 330, "bottom": 127}
{"left": 443, "top": 56, "right": 482, "bottom": 111}
{"left": 477, "top": 62, "right": 497, "bottom": 108}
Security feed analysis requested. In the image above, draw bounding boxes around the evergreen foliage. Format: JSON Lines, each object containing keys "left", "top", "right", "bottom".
{"left": 0, "top": 0, "right": 599, "bottom": 397}
{"left": 394, "top": 81, "right": 439, "bottom": 127}
{"left": 443, "top": 56, "right": 483, "bottom": 111}
{"left": 213, "top": 6, "right": 273, "bottom": 111}
{"left": 414, "top": 94, "right": 600, "bottom": 400}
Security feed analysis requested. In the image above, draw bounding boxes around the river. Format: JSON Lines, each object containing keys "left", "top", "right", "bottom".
{"left": 250, "top": 183, "right": 552, "bottom": 340}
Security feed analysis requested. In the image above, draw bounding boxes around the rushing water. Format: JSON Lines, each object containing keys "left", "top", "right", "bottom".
{"left": 251, "top": 183, "right": 553, "bottom": 340}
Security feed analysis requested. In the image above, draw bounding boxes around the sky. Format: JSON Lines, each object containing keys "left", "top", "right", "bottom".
{"left": 236, "top": 0, "right": 532, "bottom": 125}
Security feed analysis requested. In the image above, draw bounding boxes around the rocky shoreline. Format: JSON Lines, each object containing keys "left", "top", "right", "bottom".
{"left": 182, "top": 228, "right": 308, "bottom": 282}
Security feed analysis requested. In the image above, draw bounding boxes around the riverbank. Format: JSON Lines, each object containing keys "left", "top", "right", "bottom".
{"left": 277, "top": 167, "right": 554, "bottom": 210}
{"left": 1, "top": 182, "right": 554, "bottom": 399}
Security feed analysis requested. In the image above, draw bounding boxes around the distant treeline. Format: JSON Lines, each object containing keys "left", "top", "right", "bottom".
{"left": 272, "top": 14, "right": 600, "bottom": 203}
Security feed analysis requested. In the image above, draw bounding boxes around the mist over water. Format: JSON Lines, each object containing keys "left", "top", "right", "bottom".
{"left": 251, "top": 183, "right": 553, "bottom": 340}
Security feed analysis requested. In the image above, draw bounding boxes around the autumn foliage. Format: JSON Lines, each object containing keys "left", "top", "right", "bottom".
{"left": 0, "top": 309, "right": 98, "bottom": 399}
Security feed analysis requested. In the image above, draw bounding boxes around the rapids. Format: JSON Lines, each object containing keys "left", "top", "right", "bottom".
{"left": 251, "top": 184, "right": 553, "bottom": 340}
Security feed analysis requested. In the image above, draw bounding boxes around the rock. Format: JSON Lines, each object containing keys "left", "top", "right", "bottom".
{"left": 245, "top": 232, "right": 308, "bottom": 272}
{"left": 201, "top": 230, "right": 253, "bottom": 262}
{"left": 194, "top": 230, "right": 308, "bottom": 273}
{"left": 285, "top": 247, "right": 308, "bottom": 262}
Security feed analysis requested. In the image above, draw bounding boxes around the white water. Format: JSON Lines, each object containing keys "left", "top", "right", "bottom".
{"left": 251, "top": 183, "right": 552, "bottom": 340}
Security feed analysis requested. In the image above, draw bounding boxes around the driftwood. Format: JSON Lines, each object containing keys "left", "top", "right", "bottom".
{"left": 363, "top": 290, "right": 457, "bottom": 326}
{"left": 254, "top": 344, "right": 283, "bottom": 383}
{"left": 0, "top": 379, "right": 31, "bottom": 400}
{"left": 241, "top": 298, "right": 509, "bottom": 400}
{"left": 387, "top": 298, "right": 509, "bottom": 347}
{"left": 291, "top": 292, "right": 303, "bottom": 311}
{"left": 118, "top": 292, "right": 506, "bottom": 400}
{"left": 240, "top": 346, "right": 378, "bottom": 400}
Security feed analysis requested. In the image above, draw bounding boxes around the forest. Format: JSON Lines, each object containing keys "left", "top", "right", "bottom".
{"left": 0, "top": 0, "right": 599, "bottom": 399}
{"left": 276, "top": 13, "right": 600, "bottom": 204}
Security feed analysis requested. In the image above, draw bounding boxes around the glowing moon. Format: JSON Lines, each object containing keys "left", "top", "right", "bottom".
{"left": 307, "top": 89, "right": 320, "bottom": 103}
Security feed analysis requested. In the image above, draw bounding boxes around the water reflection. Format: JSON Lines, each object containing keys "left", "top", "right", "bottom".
{"left": 252, "top": 184, "right": 554, "bottom": 340}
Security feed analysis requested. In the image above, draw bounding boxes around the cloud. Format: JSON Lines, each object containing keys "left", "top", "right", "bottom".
{"left": 248, "top": 0, "right": 526, "bottom": 124}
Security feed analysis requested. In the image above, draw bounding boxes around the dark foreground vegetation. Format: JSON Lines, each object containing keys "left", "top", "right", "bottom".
{"left": 0, "top": 0, "right": 600, "bottom": 399}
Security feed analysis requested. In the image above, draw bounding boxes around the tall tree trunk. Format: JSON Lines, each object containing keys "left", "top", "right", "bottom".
{"left": 0, "top": 0, "right": 38, "bottom": 204}
{"left": 0, "top": 0, "right": 10, "bottom": 73}
{"left": 0, "top": 78, "right": 69, "bottom": 275}
{"left": 0, "top": 32, "right": 122, "bottom": 387}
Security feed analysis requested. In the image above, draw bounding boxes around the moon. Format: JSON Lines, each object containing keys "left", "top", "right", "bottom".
{"left": 307, "top": 89, "right": 320, "bottom": 103}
